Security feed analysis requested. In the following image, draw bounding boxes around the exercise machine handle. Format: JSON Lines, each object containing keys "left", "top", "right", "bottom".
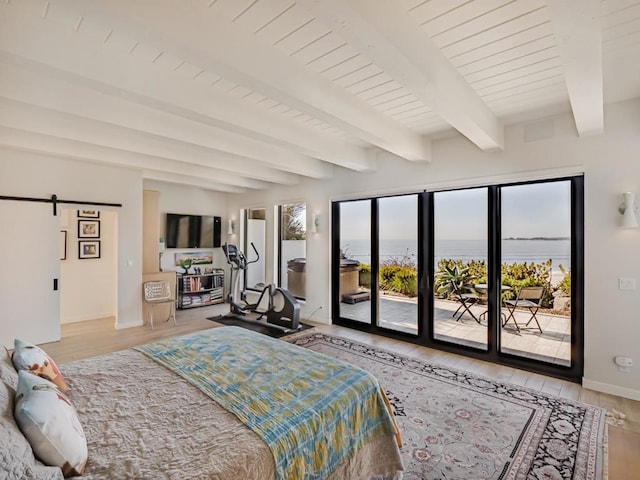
{"left": 247, "top": 242, "right": 260, "bottom": 265}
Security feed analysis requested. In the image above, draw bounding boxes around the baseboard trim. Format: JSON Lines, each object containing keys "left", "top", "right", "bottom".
{"left": 115, "top": 320, "right": 144, "bottom": 330}
{"left": 582, "top": 378, "right": 640, "bottom": 401}
{"left": 61, "top": 312, "right": 116, "bottom": 324}
{"left": 310, "top": 315, "right": 331, "bottom": 325}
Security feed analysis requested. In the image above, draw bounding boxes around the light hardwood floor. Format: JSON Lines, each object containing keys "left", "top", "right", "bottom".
{"left": 42, "top": 304, "right": 640, "bottom": 480}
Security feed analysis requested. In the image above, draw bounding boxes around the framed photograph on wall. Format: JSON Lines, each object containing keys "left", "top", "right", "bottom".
{"left": 79, "top": 240, "right": 100, "bottom": 259}
{"left": 174, "top": 251, "right": 213, "bottom": 266}
{"left": 78, "top": 209, "right": 100, "bottom": 218}
{"left": 60, "top": 231, "right": 67, "bottom": 260}
{"left": 78, "top": 219, "right": 100, "bottom": 238}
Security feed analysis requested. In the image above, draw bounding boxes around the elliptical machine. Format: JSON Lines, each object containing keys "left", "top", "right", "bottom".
{"left": 221, "top": 243, "right": 301, "bottom": 332}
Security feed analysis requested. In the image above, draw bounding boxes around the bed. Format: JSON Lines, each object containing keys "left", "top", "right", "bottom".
{"left": 0, "top": 326, "right": 403, "bottom": 480}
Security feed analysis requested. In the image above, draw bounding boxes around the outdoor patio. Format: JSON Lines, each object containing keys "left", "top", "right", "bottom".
{"left": 340, "top": 295, "right": 571, "bottom": 367}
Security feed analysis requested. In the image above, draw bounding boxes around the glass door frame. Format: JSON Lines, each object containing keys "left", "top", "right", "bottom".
{"left": 332, "top": 176, "right": 584, "bottom": 383}
{"left": 242, "top": 208, "right": 267, "bottom": 293}
{"left": 276, "top": 203, "right": 307, "bottom": 301}
{"left": 331, "top": 195, "right": 427, "bottom": 341}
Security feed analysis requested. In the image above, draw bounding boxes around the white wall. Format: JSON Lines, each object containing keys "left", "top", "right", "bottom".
{"left": 226, "top": 98, "right": 640, "bottom": 400}
{"left": 60, "top": 208, "right": 118, "bottom": 324}
{"left": 0, "top": 150, "right": 143, "bottom": 329}
{"left": 144, "top": 180, "right": 228, "bottom": 276}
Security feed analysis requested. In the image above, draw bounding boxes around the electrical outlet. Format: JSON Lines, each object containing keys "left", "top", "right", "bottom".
{"left": 615, "top": 356, "right": 633, "bottom": 373}
{"left": 618, "top": 278, "right": 636, "bottom": 291}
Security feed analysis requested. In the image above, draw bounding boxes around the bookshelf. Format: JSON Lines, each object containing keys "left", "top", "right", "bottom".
{"left": 177, "top": 271, "right": 224, "bottom": 309}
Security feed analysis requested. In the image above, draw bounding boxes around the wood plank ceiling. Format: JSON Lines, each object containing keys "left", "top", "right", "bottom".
{"left": 0, "top": 0, "right": 638, "bottom": 192}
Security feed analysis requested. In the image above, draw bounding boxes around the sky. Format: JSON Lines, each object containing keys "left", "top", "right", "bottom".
{"left": 340, "top": 181, "right": 572, "bottom": 241}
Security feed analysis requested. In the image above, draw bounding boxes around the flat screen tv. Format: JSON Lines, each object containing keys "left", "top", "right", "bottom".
{"left": 165, "top": 214, "right": 221, "bottom": 248}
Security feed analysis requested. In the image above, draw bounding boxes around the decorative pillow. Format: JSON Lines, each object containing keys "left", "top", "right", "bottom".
{"left": 14, "top": 371, "right": 88, "bottom": 478}
{"left": 11, "top": 339, "right": 68, "bottom": 393}
{"left": 0, "top": 379, "right": 64, "bottom": 480}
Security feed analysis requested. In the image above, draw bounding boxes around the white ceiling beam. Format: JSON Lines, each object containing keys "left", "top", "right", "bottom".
{"left": 0, "top": 8, "right": 370, "bottom": 171}
{"left": 546, "top": 0, "right": 603, "bottom": 136}
{"left": 296, "top": 0, "right": 504, "bottom": 152}
{"left": 0, "top": 96, "right": 300, "bottom": 187}
{"left": 141, "top": 170, "right": 249, "bottom": 194}
{"left": 0, "top": 126, "right": 257, "bottom": 193}
{"left": 46, "top": 0, "right": 430, "bottom": 162}
{"left": 0, "top": 57, "right": 333, "bottom": 181}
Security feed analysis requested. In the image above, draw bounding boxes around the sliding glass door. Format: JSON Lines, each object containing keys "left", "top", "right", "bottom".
{"left": 335, "top": 196, "right": 419, "bottom": 332}
{"left": 332, "top": 176, "right": 583, "bottom": 382}
{"left": 337, "top": 200, "right": 371, "bottom": 324}
{"left": 378, "top": 195, "right": 418, "bottom": 334}
{"left": 500, "top": 181, "right": 573, "bottom": 367}
{"left": 433, "top": 188, "right": 488, "bottom": 349}
{"left": 277, "top": 203, "right": 306, "bottom": 300}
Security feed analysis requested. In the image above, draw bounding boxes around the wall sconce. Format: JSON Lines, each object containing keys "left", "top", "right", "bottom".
{"left": 311, "top": 213, "right": 319, "bottom": 234}
{"left": 619, "top": 192, "right": 639, "bottom": 229}
{"left": 227, "top": 219, "right": 235, "bottom": 235}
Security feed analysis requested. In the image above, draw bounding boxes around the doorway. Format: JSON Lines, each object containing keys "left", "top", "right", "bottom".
{"left": 59, "top": 208, "right": 118, "bottom": 332}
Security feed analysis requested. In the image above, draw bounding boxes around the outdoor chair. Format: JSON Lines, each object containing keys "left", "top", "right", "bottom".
{"left": 143, "top": 280, "right": 176, "bottom": 330}
{"left": 502, "top": 286, "right": 545, "bottom": 334}
{"left": 452, "top": 285, "right": 481, "bottom": 324}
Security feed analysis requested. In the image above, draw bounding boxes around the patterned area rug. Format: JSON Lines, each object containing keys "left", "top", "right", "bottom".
{"left": 286, "top": 332, "right": 606, "bottom": 480}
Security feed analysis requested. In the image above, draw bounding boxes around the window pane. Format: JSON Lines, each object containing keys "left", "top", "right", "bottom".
{"left": 500, "top": 181, "right": 571, "bottom": 366}
{"left": 339, "top": 200, "right": 371, "bottom": 323}
{"left": 377, "top": 195, "right": 418, "bottom": 334}
{"left": 245, "top": 208, "right": 266, "bottom": 290}
{"left": 280, "top": 203, "right": 306, "bottom": 300}
{"left": 434, "top": 188, "right": 488, "bottom": 349}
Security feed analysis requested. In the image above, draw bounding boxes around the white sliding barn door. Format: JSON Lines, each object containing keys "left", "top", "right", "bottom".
{"left": 0, "top": 201, "right": 60, "bottom": 348}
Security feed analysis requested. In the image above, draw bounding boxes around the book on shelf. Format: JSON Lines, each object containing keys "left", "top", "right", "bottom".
{"left": 211, "top": 289, "right": 223, "bottom": 300}
{"left": 177, "top": 270, "right": 224, "bottom": 308}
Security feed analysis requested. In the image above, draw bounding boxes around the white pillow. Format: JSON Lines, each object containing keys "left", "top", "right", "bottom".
{"left": 0, "top": 381, "right": 63, "bottom": 480}
{"left": 12, "top": 339, "right": 68, "bottom": 393}
{"left": 14, "top": 371, "right": 88, "bottom": 478}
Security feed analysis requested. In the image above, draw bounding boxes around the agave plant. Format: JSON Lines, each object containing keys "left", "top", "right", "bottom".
{"left": 434, "top": 264, "right": 476, "bottom": 299}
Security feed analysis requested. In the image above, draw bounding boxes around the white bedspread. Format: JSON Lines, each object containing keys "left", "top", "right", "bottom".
{"left": 62, "top": 349, "right": 403, "bottom": 480}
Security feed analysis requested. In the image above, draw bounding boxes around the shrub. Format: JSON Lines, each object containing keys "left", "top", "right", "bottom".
{"left": 378, "top": 262, "right": 418, "bottom": 297}
{"left": 501, "top": 259, "right": 553, "bottom": 306}
{"left": 557, "top": 264, "right": 571, "bottom": 296}
{"left": 388, "top": 267, "right": 418, "bottom": 296}
{"left": 358, "top": 256, "right": 560, "bottom": 306}
{"left": 357, "top": 261, "right": 420, "bottom": 297}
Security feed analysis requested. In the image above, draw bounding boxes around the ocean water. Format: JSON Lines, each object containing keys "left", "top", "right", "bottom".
{"left": 341, "top": 238, "right": 571, "bottom": 271}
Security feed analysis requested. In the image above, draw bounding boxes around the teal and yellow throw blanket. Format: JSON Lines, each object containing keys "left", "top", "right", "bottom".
{"left": 135, "top": 326, "right": 399, "bottom": 480}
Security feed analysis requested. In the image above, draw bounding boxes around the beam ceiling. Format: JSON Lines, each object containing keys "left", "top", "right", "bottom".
{"left": 0, "top": 0, "right": 633, "bottom": 192}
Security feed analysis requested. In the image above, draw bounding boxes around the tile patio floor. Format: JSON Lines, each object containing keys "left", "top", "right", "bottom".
{"left": 340, "top": 295, "right": 571, "bottom": 367}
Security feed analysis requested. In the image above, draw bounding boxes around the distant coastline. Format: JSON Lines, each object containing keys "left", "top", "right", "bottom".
{"left": 343, "top": 237, "right": 571, "bottom": 270}
{"left": 503, "top": 237, "right": 570, "bottom": 241}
